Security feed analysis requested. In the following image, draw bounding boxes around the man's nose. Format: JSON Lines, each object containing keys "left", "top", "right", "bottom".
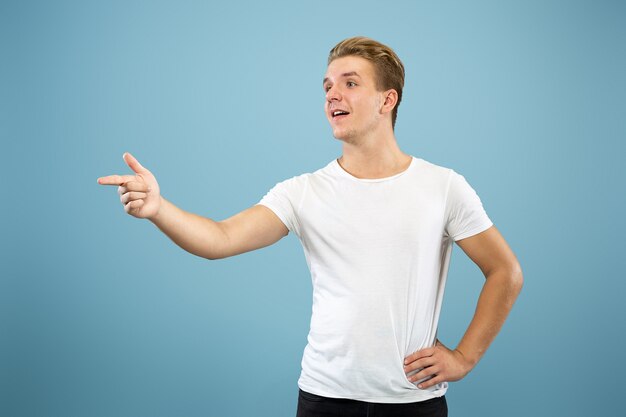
{"left": 326, "top": 85, "right": 341, "bottom": 102}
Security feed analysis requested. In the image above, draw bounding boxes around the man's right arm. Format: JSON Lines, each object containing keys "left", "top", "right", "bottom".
{"left": 150, "top": 197, "right": 288, "bottom": 260}
{"left": 98, "top": 152, "right": 288, "bottom": 260}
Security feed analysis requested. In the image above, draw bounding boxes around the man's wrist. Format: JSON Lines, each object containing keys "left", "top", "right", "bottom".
{"left": 454, "top": 347, "right": 480, "bottom": 371}
{"left": 148, "top": 196, "right": 166, "bottom": 223}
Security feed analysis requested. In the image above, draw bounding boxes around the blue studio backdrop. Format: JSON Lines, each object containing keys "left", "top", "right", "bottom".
{"left": 1, "top": 1, "right": 624, "bottom": 416}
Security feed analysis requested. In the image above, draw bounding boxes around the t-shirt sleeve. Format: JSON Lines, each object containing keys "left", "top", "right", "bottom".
{"left": 255, "top": 175, "right": 306, "bottom": 236}
{"left": 444, "top": 170, "right": 493, "bottom": 241}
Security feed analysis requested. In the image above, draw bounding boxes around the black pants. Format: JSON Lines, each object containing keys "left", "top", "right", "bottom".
{"left": 296, "top": 389, "right": 448, "bottom": 417}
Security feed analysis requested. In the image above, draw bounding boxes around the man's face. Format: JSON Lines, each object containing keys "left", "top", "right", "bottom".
{"left": 323, "top": 56, "right": 386, "bottom": 142}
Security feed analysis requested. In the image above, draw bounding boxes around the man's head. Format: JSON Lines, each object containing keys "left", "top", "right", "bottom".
{"left": 326, "top": 37, "right": 405, "bottom": 131}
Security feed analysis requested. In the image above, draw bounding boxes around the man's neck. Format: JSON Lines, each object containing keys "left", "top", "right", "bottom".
{"left": 338, "top": 131, "right": 412, "bottom": 179}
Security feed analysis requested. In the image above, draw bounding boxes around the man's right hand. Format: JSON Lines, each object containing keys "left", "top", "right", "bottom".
{"left": 97, "top": 152, "right": 161, "bottom": 219}
{"left": 97, "top": 151, "right": 287, "bottom": 259}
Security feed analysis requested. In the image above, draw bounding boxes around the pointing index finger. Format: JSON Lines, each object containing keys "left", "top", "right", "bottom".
{"left": 97, "top": 174, "right": 137, "bottom": 186}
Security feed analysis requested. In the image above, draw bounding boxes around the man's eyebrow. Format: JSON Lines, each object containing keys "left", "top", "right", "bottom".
{"left": 323, "top": 71, "right": 361, "bottom": 86}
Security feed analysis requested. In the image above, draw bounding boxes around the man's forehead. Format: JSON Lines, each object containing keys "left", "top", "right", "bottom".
{"left": 323, "top": 56, "right": 372, "bottom": 84}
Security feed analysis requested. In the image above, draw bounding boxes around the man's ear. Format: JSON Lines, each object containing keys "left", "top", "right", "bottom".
{"left": 380, "top": 89, "right": 398, "bottom": 115}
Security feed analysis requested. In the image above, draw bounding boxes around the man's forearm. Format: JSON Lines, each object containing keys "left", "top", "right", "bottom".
{"left": 455, "top": 267, "right": 524, "bottom": 367}
{"left": 149, "top": 196, "right": 227, "bottom": 260}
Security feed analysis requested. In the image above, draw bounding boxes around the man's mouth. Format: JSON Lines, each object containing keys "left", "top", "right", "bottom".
{"left": 332, "top": 110, "right": 350, "bottom": 120}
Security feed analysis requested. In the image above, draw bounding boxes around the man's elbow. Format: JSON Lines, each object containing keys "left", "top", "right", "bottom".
{"left": 202, "top": 247, "right": 232, "bottom": 261}
{"left": 508, "top": 262, "right": 524, "bottom": 296}
{"left": 202, "top": 221, "right": 232, "bottom": 260}
{"left": 488, "top": 261, "right": 524, "bottom": 296}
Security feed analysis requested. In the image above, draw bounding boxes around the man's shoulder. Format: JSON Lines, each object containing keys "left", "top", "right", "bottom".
{"left": 284, "top": 159, "right": 335, "bottom": 182}
{"left": 265, "top": 167, "right": 317, "bottom": 193}
{"left": 412, "top": 157, "right": 455, "bottom": 180}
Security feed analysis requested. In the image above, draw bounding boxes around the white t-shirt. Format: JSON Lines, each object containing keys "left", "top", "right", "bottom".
{"left": 256, "top": 156, "right": 493, "bottom": 403}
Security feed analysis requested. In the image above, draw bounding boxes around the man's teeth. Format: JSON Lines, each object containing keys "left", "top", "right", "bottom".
{"left": 333, "top": 111, "right": 348, "bottom": 116}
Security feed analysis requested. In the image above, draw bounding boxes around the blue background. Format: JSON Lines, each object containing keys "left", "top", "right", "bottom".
{"left": 2, "top": 0, "right": 624, "bottom": 416}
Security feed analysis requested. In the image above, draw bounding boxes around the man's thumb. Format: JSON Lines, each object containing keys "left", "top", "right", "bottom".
{"left": 123, "top": 152, "right": 147, "bottom": 174}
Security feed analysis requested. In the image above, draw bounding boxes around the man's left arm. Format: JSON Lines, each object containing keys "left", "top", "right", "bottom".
{"left": 404, "top": 225, "right": 523, "bottom": 389}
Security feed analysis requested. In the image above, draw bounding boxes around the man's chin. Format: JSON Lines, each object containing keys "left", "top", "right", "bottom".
{"left": 332, "top": 129, "right": 355, "bottom": 143}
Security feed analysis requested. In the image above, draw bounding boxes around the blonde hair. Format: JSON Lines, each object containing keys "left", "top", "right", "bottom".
{"left": 328, "top": 36, "right": 405, "bottom": 129}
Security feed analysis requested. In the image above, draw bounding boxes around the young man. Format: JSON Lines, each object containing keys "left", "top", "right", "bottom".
{"left": 98, "top": 37, "right": 523, "bottom": 417}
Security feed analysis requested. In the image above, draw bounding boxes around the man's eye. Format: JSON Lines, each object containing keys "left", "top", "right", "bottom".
{"left": 347, "top": 81, "right": 356, "bottom": 87}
